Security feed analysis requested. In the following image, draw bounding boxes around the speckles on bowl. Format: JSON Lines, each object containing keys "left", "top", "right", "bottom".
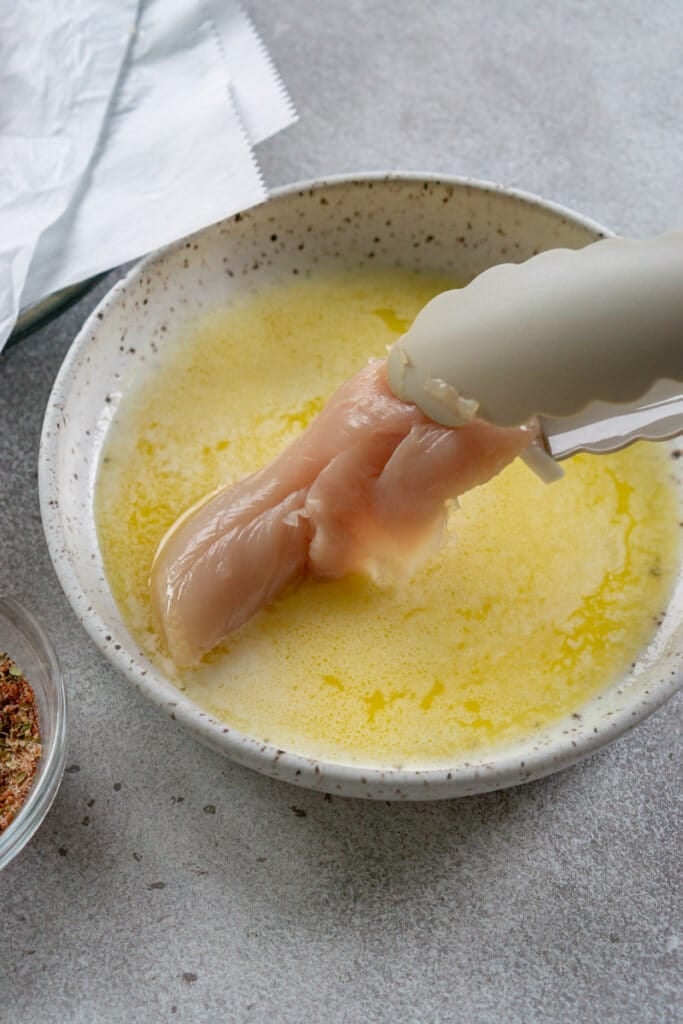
{"left": 37, "top": 172, "right": 683, "bottom": 801}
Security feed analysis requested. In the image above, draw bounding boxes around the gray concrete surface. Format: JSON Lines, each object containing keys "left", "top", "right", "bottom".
{"left": 1, "top": 2, "right": 681, "bottom": 1021}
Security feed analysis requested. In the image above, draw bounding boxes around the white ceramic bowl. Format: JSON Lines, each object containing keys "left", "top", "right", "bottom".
{"left": 39, "top": 174, "right": 683, "bottom": 799}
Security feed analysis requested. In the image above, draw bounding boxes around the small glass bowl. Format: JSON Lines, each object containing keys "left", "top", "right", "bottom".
{"left": 0, "top": 597, "right": 67, "bottom": 871}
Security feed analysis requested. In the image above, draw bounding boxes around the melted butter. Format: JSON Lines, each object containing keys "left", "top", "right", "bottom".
{"left": 95, "top": 267, "right": 681, "bottom": 767}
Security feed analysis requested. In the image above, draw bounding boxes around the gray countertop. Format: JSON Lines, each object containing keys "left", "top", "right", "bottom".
{"left": 1, "top": 2, "right": 681, "bottom": 1021}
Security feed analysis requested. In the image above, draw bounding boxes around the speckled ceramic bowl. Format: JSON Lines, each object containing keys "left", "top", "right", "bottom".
{"left": 39, "top": 174, "right": 683, "bottom": 799}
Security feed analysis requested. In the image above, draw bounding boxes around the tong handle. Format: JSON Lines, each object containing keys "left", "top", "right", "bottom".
{"left": 387, "top": 232, "right": 683, "bottom": 429}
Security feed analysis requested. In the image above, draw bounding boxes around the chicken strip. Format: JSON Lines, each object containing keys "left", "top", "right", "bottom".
{"left": 150, "top": 359, "right": 533, "bottom": 664}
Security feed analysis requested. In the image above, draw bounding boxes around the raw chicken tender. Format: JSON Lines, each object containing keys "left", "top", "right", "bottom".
{"left": 150, "top": 359, "right": 533, "bottom": 664}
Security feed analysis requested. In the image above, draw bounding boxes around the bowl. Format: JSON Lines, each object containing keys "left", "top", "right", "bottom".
{"left": 0, "top": 597, "right": 67, "bottom": 869}
{"left": 38, "top": 173, "right": 683, "bottom": 799}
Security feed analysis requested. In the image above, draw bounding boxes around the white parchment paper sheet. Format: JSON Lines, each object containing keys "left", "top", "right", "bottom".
{"left": 0, "top": 0, "right": 137, "bottom": 344}
{"left": 2, "top": 0, "right": 296, "bottom": 348}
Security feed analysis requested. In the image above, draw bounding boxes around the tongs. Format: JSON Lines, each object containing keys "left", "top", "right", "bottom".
{"left": 387, "top": 232, "right": 683, "bottom": 480}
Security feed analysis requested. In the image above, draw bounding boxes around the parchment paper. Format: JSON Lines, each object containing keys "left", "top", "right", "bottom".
{"left": 1, "top": 0, "right": 296, "bottom": 349}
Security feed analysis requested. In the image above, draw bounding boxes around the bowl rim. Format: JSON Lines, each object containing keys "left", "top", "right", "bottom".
{"left": 0, "top": 596, "right": 68, "bottom": 869}
{"left": 38, "top": 171, "right": 682, "bottom": 799}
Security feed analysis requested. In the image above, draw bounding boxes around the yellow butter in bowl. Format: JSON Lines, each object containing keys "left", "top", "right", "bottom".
{"left": 95, "top": 267, "right": 680, "bottom": 767}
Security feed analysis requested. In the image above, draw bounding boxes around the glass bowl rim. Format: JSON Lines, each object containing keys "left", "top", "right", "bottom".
{"left": 0, "top": 596, "right": 68, "bottom": 871}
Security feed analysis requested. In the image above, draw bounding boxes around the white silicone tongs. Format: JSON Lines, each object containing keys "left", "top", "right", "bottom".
{"left": 387, "top": 232, "right": 683, "bottom": 480}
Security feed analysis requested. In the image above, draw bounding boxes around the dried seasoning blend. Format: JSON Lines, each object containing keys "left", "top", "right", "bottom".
{"left": 0, "top": 652, "right": 41, "bottom": 833}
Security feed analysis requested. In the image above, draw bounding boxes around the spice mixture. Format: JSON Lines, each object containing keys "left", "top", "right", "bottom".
{"left": 0, "top": 652, "right": 41, "bottom": 833}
